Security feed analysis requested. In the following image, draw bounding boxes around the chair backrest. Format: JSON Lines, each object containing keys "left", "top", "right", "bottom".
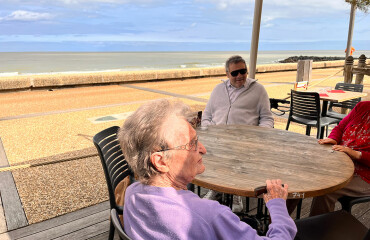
{"left": 295, "top": 210, "right": 368, "bottom": 240}
{"left": 111, "top": 209, "right": 132, "bottom": 240}
{"left": 330, "top": 83, "right": 364, "bottom": 110}
{"left": 93, "top": 126, "right": 133, "bottom": 210}
{"left": 186, "top": 111, "right": 202, "bottom": 128}
{"left": 289, "top": 90, "right": 321, "bottom": 121}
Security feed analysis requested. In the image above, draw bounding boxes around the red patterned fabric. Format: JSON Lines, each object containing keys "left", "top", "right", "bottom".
{"left": 328, "top": 101, "right": 370, "bottom": 183}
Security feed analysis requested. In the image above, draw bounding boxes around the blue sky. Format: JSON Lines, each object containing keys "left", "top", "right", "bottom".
{"left": 0, "top": 0, "right": 369, "bottom": 51}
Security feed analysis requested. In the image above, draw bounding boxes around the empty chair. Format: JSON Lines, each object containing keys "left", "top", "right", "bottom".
{"left": 93, "top": 126, "right": 134, "bottom": 240}
{"left": 327, "top": 82, "right": 364, "bottom": 120}
{"left": 294, "top": 210, "right": 368, "bottom": 240}
{"left": 286, "top": 90, "right": 340, "bottom": 139}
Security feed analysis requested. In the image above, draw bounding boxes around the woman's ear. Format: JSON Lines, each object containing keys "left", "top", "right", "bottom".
{"left": 150, "top": 152, "right": 170, "bottom": 173}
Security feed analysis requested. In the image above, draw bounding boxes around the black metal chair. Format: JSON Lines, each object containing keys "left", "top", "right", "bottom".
{"left": 285, "top": 91, "right": 340, "bottom": 218}
{"left": 338, "top": 195, "right": 370, "bottom": 213}
{"left": 93, "top": 126, "right": 133, "bottom": 240}
{"left": 111, "top": 209, "right": 132, "bottom": 240}
{"left": 326, "top": 82, "right": 364, "bottom": 120}
{"left": 286, "top": 90, "right": 340, "bottom": 139}
{"left": 187, "top": 110, "right": 202, "bottom": 129}
{"left": 294, "top": 210, "right": 368, "bottom": 240}
{"left": 270, "top": 98, "right": 290, "bottom": 116}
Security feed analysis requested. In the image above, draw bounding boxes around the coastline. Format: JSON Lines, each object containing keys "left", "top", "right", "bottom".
{"left": 1, "top": 59, "right": 369, "bottom": 92}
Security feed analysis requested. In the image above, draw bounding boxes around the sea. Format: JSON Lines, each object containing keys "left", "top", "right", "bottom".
{"left": 1, "top": 50, "right": 370, "bottom": 76}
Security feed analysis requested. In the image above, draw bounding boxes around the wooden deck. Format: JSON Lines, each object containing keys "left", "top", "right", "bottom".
{"left": 0, "top": 201, "right": 115, "bottom": 240}
{"left": 1, "top": 195, "right": 369, "bottom": 240}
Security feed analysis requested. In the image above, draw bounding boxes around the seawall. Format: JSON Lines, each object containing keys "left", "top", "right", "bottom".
{"left": 1, "top": 59, "right": 369, "bottom": 92}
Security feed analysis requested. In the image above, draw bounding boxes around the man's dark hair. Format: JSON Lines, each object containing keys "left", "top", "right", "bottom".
{"left": 225, "top": 55, "right": 247, "bottom": 73}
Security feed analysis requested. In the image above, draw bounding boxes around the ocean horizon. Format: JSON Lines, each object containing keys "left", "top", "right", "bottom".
{"left": 1, "top": 50, "right": 370, "bottom": 76}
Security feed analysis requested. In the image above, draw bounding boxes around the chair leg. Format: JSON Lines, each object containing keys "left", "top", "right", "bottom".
{"left": 296, "top": 199, "right": 303, "bottom": 220}
{"left": 245, "top": 197, "right": 250, "bottom": 212}
{"left": 338, "top": 197, "right": 352, "bottom": 213}
{"left": 326, "top": 126, "right": 329, "bottom": 137}
{"left": 316, "top": 127, "right": 321, "bottom": 139}
{"left": 285, "top": 119, "right": 291, "bottom": 130}
{"left": 263, "top": 205, "right": 269, "bottom": 227}
{"left": 305, "top": 126, "right": 311, "bottom": 136}
{"left": 229, "top": 194, "right": 234, "bottom": 208}
{"left": 109, "top": 220, "right": 115, "bottom": 240}
{"left": 257, "top": 198, "right": 264, "bottom": 219}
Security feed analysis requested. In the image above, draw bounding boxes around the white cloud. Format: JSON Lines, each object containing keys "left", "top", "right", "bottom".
{"left": 0, "top": 10, "right": 53, "bottom": 22}
{"left": 0, "top": 0, "right": 159, "bottom": 3}
{"left": 195, "top": 0, "right": 253, "bottom": 10}
{"left": 217, "top": 2, "right": 228, "bottom": 10}
{"left": 0, "top": 33, "right": 246, "bottom": 43}
{"left": 196, "top": 0, "right": 350, "bottom": 13}
{"left": 59, "top": 0, "right": 154, "bottom": 3}
{"left": 269, "top": 0, "right": 348, "bottom": 11}
{"left": 51, "top": 0, "right": 161, "bottom": 4}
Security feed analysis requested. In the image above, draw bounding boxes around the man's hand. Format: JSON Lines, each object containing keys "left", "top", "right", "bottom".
{"left": 263, "top": 179, "right": 288, "bottom": 204}
{"left": 318, "top": 138, "right": 337, "bottom": 145}
{"left": 332, "top": 145, "right": 362, "bottom": 160}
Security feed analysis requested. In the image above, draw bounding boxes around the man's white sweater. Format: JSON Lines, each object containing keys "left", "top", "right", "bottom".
{"left": 201, "top": 78, "right": 274, "bottom": 128}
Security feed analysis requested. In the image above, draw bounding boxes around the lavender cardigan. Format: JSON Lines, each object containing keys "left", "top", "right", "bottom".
{"left": 124, "top": 182, "right": 297, "bottom": 240}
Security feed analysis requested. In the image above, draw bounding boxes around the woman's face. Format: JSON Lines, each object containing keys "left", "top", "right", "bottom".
{"left": 164, "top": 116, "right": 207, "bottom": 186}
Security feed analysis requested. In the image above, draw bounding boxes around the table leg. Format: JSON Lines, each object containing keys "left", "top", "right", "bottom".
{"left": 321, "top": 101, "right": 328, "bottom": 116}
{"left": 320, "top": 101, "right": 329, "bottom": 139}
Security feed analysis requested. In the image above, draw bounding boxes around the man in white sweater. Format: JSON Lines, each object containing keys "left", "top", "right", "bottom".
{"left": 202, "top": 55, "right": 274, "bottom": 212}
{"left": 202, "top": 55, "right": 273, "bottom": 128}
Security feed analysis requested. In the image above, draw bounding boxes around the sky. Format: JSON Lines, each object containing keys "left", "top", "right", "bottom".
{"left": 0, "top": 0, "right": 369, "bottom": 51}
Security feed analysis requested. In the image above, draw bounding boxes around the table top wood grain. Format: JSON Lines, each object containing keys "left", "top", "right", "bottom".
{"left": 193, "top": 124, "right": 354, "bottom": 199}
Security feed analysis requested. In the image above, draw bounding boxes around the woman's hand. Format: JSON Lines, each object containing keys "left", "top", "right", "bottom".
{"left": 263, "top": 179, "right": 288, "bottom": 204}
{"left": 332, "top": 145, "right": 362, "bottom": 160}
{"left": 318, "top": 138, "right": 337, "bottom": 145}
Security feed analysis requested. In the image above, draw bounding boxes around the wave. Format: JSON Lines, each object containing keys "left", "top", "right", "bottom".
{"left": 0, "top": 72, "right": 19, "bottom": 77}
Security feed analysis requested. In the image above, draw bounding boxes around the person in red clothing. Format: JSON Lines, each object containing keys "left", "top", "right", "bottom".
{"left": 310, "top": 101, "right": 370, "bottom": 216}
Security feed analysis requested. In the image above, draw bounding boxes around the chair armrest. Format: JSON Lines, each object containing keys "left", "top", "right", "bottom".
{"left": 338, "top": 196, "right": 370, "bottom": 213}
{"left": 111, "top": 209, "right": 131, "bottom": 240}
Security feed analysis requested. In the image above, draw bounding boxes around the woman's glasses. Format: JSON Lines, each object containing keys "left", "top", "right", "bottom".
{"left": 230, "top": 68, "right": 247, "bottom": 77}
{"left": 159, "top": 136, "right": 199, "bottom": 152}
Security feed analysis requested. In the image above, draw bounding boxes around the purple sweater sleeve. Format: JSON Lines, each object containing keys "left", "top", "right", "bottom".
{"left": 210, "top": 198, "right": 296, "bottom": 240}
{"left": 265, "top": 198, "right": 297, "bottom": 239}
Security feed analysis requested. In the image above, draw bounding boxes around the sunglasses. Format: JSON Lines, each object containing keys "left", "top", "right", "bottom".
{"left": 230, "top": 68, "right": 247, "bottom": 77}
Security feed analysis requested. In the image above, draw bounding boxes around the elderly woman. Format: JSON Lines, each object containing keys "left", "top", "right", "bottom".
{"left": 311, "top": 101, "right": 370, "bottom": 216}
{"left": 118, "top": 98, "right": 296, "bottom": 240}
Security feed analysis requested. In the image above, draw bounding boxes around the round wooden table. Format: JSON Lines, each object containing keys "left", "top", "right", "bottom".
{"left": 193, "top": 124, "right": 354, "bottom": 199}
